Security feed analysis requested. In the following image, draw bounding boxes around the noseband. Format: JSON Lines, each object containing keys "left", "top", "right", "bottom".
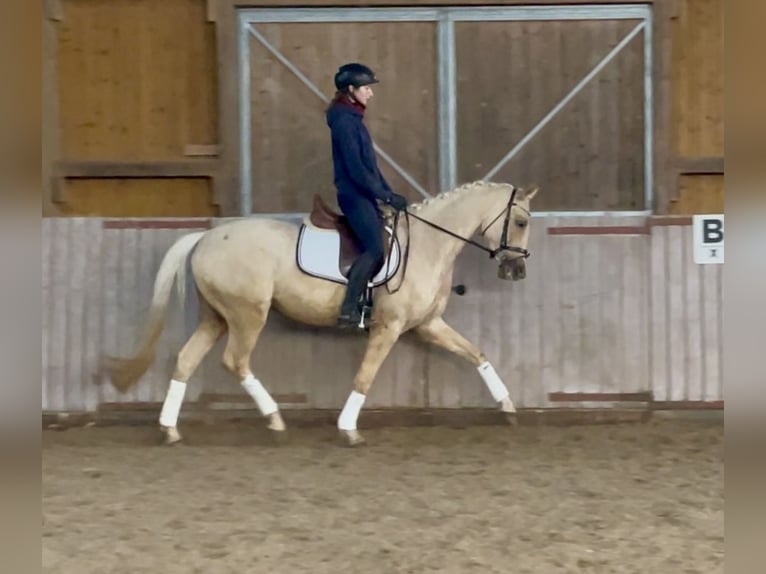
{"left": 479, "top": 188, "right": 531, "bottom": 259}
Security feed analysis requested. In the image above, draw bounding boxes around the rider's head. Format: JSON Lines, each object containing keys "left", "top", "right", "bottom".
{"left": 333, "top": 62, "right": 378, "bottom": 107}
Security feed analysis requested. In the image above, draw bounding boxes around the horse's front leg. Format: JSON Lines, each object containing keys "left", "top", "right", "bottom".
{"left": 415, "top": 317, "right": 517, "bottom": 422}
{"left": 338, "top": 322, "right": 403, "bottom": 447}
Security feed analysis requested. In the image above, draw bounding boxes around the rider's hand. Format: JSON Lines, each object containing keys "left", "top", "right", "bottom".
{"left": 387, "top": 193, "right": 408, "bottom": 211}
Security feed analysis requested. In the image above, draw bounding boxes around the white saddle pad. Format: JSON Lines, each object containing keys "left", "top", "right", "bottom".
{"left": 296, "top": 224, "right": 401, "bottom": 286}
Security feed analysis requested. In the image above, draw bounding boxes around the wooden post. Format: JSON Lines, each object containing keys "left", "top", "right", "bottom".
{"left": 43, "top": 0, "right": 63, "bottom": 215}
{"left": 652, "top": 0, "right": 675, "bottom": 214}
{"left": 213, "top": 1, "right": 241, "bottom": 216}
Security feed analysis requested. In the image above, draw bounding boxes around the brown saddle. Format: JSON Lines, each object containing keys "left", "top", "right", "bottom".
{"left": 308, "top": 194, "right": 393, "bottom": 277}
{"left": 310, "top": 193, "right": 351, "bottom": 232}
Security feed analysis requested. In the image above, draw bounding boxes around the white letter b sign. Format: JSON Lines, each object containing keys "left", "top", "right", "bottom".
{"left": 692, "top": 214, "right": 724, "bottom": 264}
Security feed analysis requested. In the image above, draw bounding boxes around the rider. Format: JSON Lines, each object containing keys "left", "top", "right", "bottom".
{"left": 326, "top": 62, "right": 408, "bottom": 327}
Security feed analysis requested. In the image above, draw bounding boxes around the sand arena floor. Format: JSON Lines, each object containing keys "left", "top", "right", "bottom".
{"left": 42, "top": 417, "right": 723, "bottom": 574}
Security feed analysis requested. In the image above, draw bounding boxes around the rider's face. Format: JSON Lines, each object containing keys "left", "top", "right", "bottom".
{"left": 350, "top": 84, "right": 373, "bottom": 106}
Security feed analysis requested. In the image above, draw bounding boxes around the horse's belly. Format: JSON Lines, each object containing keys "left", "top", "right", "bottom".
{"left": 271, "top": 271, "right": 345, "bottom": 327}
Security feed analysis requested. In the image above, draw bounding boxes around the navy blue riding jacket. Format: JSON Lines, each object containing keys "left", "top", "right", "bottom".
{"left": 326, "top": 99, "right": 394, "bottom": 206}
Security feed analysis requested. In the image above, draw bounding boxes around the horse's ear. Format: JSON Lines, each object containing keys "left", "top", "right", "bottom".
{"left": 522, "top": 185, "right": 539, "bottom": 201}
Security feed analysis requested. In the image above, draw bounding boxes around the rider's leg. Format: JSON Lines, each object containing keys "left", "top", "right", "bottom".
{"left": 339, "top": 251, "right": 381, "bottom": 320}
{"left": 337, "top": 197, "right": 385, "bottom": 325}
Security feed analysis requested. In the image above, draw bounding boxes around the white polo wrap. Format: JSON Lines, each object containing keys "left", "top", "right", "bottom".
{"left": 159, "top": 379, "right": 187, "bottom": 428}
{"left": 338, "top": 391, "right": 366, "bottom": 431}
{"left": 477, "top": 361, "right": 510, "bottom": 402}
{"left": 241, "top": 375, "right": 279, "bottom": 416}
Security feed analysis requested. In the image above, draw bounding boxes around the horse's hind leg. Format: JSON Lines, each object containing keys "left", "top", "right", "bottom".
{"left": 415, "top": 317, "right": 517, "bottom": 423}
{"left": 159, "top": 307, "right": 225, "bottom": 444}
{"left": 222, "top": 307, "right": 285, "bottom": 434}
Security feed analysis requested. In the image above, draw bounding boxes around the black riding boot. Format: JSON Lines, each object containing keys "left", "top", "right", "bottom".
{"left": 337, "top": 253, "right": 379, "bottom": 327}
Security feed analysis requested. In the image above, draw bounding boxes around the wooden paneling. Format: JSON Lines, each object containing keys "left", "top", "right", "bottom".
{"left": 649, "top": 220, "right": 722, "bottom": 401}
{"left": 46, "top": 1, "right": 723, "bottom": 217}
{"left": 43, "top": 218, "right": 105, "bottom": 412}
{"left": 650, "top": 0, "right": 674, "bottom": 216}
{"left": 668, "top": 174, "right": 724, "bottom": 215}
{"left": 211, "top": 0, "right": 240, "bottom": 215}
{"left": 672, "top": 0, "right": 724, "bottom": 158}
{"left": 43, "top": 219, "right": 212, "bottom": 411}
{"left": 248, "top": 21, "right": 439, "bottom": 213}
{"left": 55, "top": 179, "right": 217, "bottom": 217}
{"left": 50, "top": 0, "right": 220, "bottom": 217}
{"left": 55, "top": 159, "right": 217, "bottom": 178}
{"left": 456, "top": 19, "right": 646, "bottom": 211}
{"left": 43, "top": 3, "right": 62, "bottom": 216}
{"left": 663, "top": 0, "right": 724, "bottom": 215}
{"left": 57, "top": 0, "right": 217, "bottom": 161}
{"left": 675, "top": 156, "right": 724, "bottom": 175}
{"left": 42, "top": 214, "right": 722, "bottom": 415}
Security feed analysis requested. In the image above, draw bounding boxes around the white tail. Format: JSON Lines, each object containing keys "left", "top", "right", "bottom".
{"left": 101, "top": 231, "right": 206, "bottom": 393}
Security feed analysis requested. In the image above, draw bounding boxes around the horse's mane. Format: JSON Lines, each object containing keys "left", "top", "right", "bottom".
{"left": 408, "top": 180, "right": 510, "bottom": 212}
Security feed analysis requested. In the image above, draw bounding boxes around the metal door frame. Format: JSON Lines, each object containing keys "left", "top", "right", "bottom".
{"left": 238, "top": 4, "right": 652, "bottom": 216}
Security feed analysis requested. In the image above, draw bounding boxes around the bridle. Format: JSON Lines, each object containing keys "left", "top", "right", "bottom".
{"left": 383, "top": 187, "right": 530, "bottom": 294}
{"left": 404, "top": 187, "right": 531, "bottom": 260}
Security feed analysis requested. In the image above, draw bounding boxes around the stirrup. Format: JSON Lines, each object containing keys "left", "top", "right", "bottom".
{"left": 337, "top": 282, "right": 374, "bottom": 330}
{"left": 358, "top": 282, "right": 374, "bottom": 329}
{"left": 337, "top": 311, "right": 362, "bottom": 327}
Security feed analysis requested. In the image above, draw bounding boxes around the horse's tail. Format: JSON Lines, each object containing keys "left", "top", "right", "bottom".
{"left": 101, "top": 231, "right": 206, "bottom": 393}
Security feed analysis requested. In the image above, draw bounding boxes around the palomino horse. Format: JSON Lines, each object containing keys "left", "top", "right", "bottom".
{"left": 102, "top": 180, "right": 538, "bottom": 446}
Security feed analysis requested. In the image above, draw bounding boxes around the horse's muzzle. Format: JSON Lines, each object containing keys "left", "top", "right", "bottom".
{"left": 498, "top": 257, "right": 526, "bottom": 281}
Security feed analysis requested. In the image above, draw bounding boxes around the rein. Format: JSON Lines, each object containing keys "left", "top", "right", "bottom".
{"left": 384, "top": 209, "right": 410, "bottom": 294}
{"left": 404, "top": 188, "right": 531, "bottom": 260}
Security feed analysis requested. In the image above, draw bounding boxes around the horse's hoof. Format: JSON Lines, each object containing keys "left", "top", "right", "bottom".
{"left": 339, "top": 429, "right": 366, "bottom": 447}
{"left": 269, "top": 428, "right": 288, "bottom": 445}
{"left": 267, "top": 412, "right": 286, "bottom": 432}
{"left": 500, "top": 398, "right": 518, "bottom": 426}
{"left": 161, "top": 426, "right": 183, "bottom": 445}
{"left": 504, "top": 412, "right": 519, "bottom": 427}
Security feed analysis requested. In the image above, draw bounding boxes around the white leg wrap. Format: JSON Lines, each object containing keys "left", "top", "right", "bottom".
{"left": 159, "top": 379, "right": 187, "bottom": 428}
{"left": 241, "top": 375, "right": 279, "bottom": 416}
{"left": 338, "top": 391, "right": 366, "bottom": 431}
{"left": 477, "top": 361, "right": 511, "bottom": 403}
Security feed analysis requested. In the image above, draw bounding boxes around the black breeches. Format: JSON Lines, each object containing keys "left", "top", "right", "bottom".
{"left": 338, "top": 194, "right": 385, "bottom": 278}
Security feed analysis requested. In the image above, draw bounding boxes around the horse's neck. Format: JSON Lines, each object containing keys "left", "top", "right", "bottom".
{"left": 410, "top": 188, "right": 501, "bottom": 268}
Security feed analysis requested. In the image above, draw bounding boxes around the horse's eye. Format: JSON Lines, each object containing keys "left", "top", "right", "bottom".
{"left": 516, "top": 220, "right": 527, "bottom": 229}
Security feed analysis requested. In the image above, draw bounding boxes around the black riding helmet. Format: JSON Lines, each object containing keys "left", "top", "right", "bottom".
{"left": 334, "top": 63, "right": 379, "bottom": 91}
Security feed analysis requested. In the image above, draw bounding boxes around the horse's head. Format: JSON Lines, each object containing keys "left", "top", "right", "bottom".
{"left": 480, "top": 184, "right": 539, "bottom": 281}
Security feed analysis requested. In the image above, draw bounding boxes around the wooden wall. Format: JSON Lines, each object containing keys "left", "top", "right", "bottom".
{"left": 56, "top": 179, "right": 216, "bottom": 217}
{"left": 41, "top": 1, "right": 724, "bottom": 418}
{"left": 45, "top": 0, "right": 219, "bottom": 217}
{"left": 43, "top": 0, "right": 724, "bottom": 216}
{"left": 456, "top": 19, "right": 645, "bottom": 211}
{"left": 650, "top": 217, "right": 722, "bottom": 402}
{"left": 247, "top": 21, "right": 439, "bottom": 213}
{"left": 668, "top": 0, "right": 724, "bottom": 214}
{"left": 42, "top": 215, "right": 722, "bottom": 414}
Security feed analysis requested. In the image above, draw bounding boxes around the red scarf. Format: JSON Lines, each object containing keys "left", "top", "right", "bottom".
{"left": 331, "top": 93, "right": 366, "bottom": 115}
